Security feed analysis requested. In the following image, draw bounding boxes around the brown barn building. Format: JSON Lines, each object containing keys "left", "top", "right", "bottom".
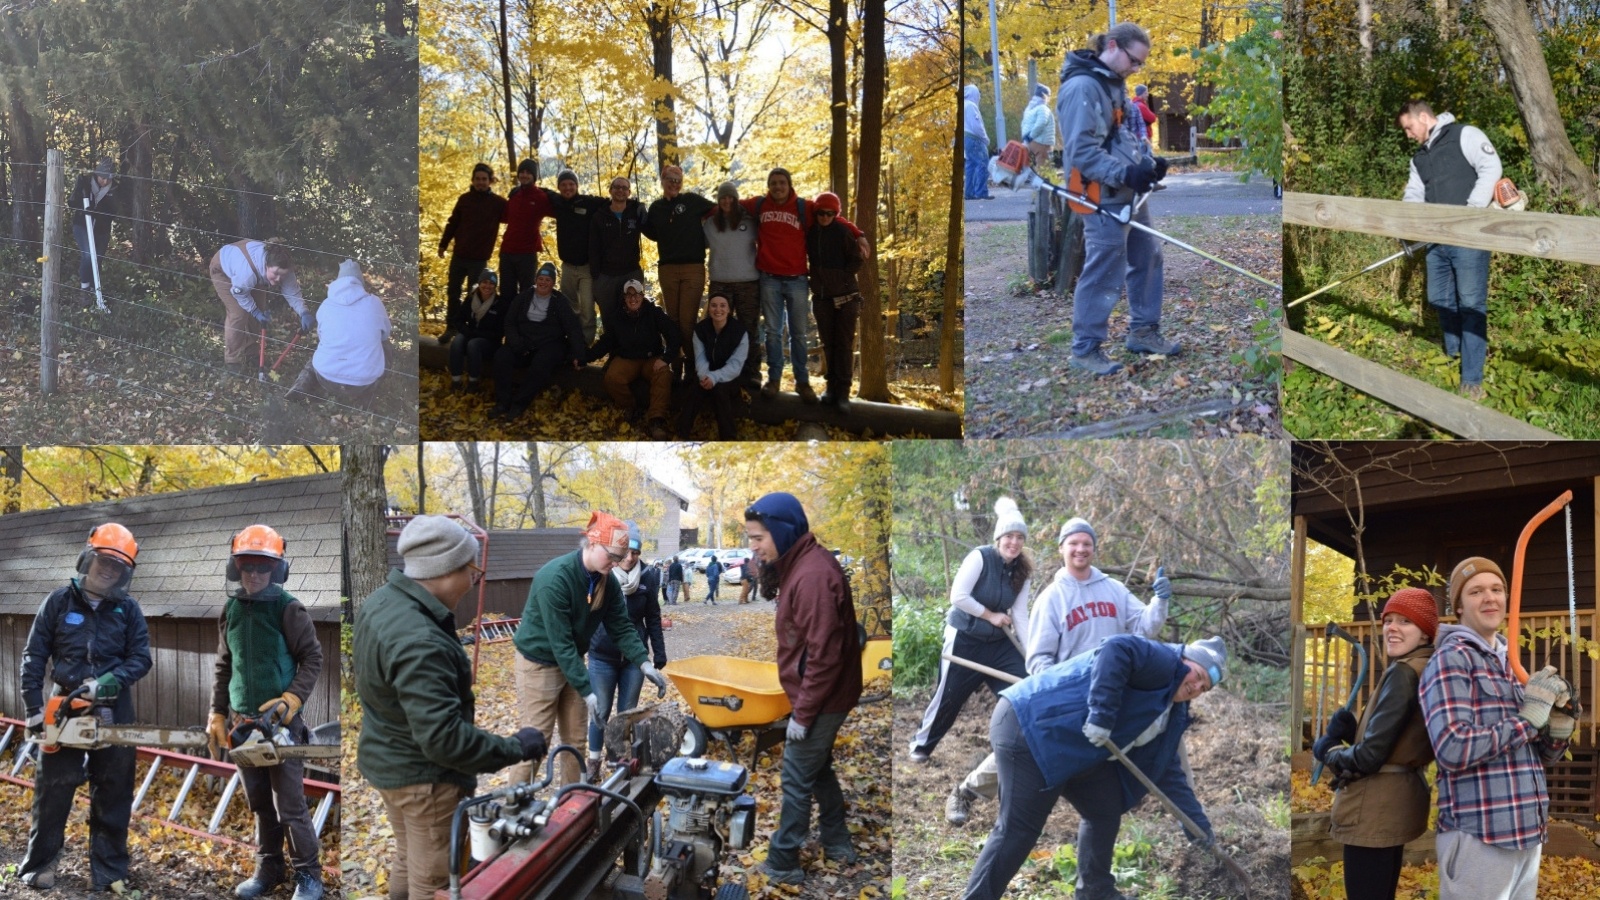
{"left": 1292, "top": 442, "right": 1597, "bottom": 820}
{"left": 0, "top": 474, "right": 342, "bottom": 730}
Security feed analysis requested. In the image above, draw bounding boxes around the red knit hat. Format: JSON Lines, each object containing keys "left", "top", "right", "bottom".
{"left": 1381, "top": 587, "right": 1439, "bottom": 640}
{"left": 585, "top": 511, "right": 630, "bottom": 549}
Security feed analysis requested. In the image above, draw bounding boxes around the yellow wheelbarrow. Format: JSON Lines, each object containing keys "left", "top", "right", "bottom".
{"left": 665, "top": 655, "right": 793, "bottom": 766}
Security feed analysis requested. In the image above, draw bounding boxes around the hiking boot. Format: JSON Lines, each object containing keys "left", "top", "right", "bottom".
{"left": 586, "top": 756, "right": 604, "bottom": 782}
{"left": 648, "top": 417, "right": 670, "bottom": 440}
{"left": 1460, "top": 383, "right": 1485, "bottom": 401}
{"left": 758, "top": 861, "right": 806, "bottom": 885}
{"left": 1125, "top": 326, "right": 1180, "bottom": 356}
{"left": 945, "top": 785, "right": 978, "bottom": 826}
{"left": 21, "top": 864, "right": 56, "bottom": 889}
{"left": 289, "top": 869, "right": 324, "bottom": 900}
{"left": 823, "top": 842, "right": 859, "bottom": 864}
{"left": 1069, "top": 349, "right": 1124, "bottom": 377}
{"left": 235, "top": 856, "right": 286, "bottom": 899}
{"left": 761, "top": 381, "right": 780, "bottom": 400}
{"left": 796, "top": 381, "right": 819, "bottom": 404}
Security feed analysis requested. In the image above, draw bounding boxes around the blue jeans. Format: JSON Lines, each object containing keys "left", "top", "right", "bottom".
{"left": 768, "top": 710, "right": 851, "bottom": 870}
{"left": 665, "top": 580, "right": 680, "bottom": 605}
{"left": 447, "top": 334, "right": 497, "bottom": 378}
{"left": 1071, "top": 201, "right": 1165, "bottom": 357}
{"left": 759, "top": 274, "right": 811, "bottom": 385}
{"left": 1424, "top": 244, "right": 1490, "bottom": 387}
{"left": 964, "top": 133, "right": 991, "bottom": 199}
{"left": 586, "top": 654, "right": 644, "bottom": 753}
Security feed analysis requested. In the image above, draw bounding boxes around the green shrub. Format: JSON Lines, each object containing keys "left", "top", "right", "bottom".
{"left": 892, "top": 597, "right": 949, "bottom": 694}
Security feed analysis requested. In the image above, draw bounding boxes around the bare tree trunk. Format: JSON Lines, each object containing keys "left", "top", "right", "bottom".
{"left": 1, "top": 446, "right": 22, "bottom": 514}
{"left": 648, "top": 3, "right": 678, "bottom": 166}
{"left": 1357, "top": 0, "right": 1372, "bottom": 61}
{"left": 500, "top": 0, "right": 516, "bottom": 165}
{"left": 827, "top": 0, "right": 848, "bottom": 203}
{"left": 457, "top": 442, "right": 487, "bottom": 526}
{"left": 343, "top": 445, "right": 390, "bottom": 621}
{"left": 488, "top": 442, "right": 501, "bottom": 529}
{"left": 939, "top": 122, "right": 962, "bottom": 393}
{"left": 122, "top": 124, "right": 154, "bottom": 265}
{"left": 883, "top": 161, "right": 901, "bottom": 382}
{"left": 416, "top": 443, "right": 427, "bottom": 514}
{"left": 854, "top": 0, "right": 886, "bottom": 402}
{"left": 1478, "top": 0, "right": 1600, "bottom": 206}
{"left": 526, "top": 442, "right": 547, "bottom": 527}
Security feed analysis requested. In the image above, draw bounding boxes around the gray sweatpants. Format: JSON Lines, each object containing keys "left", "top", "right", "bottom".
{"left": 1436, "top": 829, "right": 1541, "bottom": 900}
{"left": 1071, "top": 201, "right": 1165, "bottom": 357}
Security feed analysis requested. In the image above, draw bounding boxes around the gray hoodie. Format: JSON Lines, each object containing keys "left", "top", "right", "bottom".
{"left": 1025, "top": 564, "right": 1166, "bottom": 674}
{"left": 1056, "top": 49, "right": 1153, "bottom": 209}
{"left": 964, "top": 84, "right": 988, "bottom": 142}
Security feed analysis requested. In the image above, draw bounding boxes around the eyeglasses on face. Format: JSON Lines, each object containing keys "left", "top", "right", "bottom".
{"left": 605, "top": 548, "right": 627, "bottom": 563}
{"left": 467, "top": 562, "right": 485, "bottom": 585}
{"left": 237, "top": 560, "right": 277, "bottom": 575}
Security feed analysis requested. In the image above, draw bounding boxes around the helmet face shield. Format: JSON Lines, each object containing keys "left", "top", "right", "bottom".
{"left": 227, "top": 552, "right": 287, "bottom": 600}
{"left": 76, "top": 548, "right": 134, "bottom": 599}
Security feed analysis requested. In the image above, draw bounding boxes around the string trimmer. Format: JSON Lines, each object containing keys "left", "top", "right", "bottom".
{"left": 1285, "top": 241, "right": 1433, "bottom": 309}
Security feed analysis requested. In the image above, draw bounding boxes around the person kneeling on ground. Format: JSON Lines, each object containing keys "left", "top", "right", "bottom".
{"left": 585, "top": 279, "right": 679, "bottom": 439}
{"left": 490, "top": 261, "right": 586, "bottom": 422}
{"left": 354, "top": 516, "right": 548, "bottom": 900}
{"left": 289, "top": 259, "right": 391, "bottom": 409}
{"left": 448, "top": 269, "right": 506, "bottom": 394}
{"left": 677, "top": 291, "right": 748, "bottom": 439}
{"left": 963, "top": 633, "right": 1225, "bottom": 900}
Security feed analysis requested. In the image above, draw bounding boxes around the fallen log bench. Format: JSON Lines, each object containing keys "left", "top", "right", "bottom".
{"left": 417, "top": 336, "right": 962, "bottom": 438}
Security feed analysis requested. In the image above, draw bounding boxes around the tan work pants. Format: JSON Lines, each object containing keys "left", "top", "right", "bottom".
{"left": 210, "top": 253, "right": 263, "bottom": 365}
{"left": 602, "top": 357, "right": 673, "bottom": 422}
{"left": 509, "top": 654, "right": 587, "bottom": 787}
{"left": 375, "top": 781, "right": 466, "bottom": 900}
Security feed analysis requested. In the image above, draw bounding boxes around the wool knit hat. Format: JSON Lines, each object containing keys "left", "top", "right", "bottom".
{"left": 716, "top": 181, "right": 740, "bottom": 202}
{"left": 517, "top": 158, "right": 538, "bottom": 176}
{"left": 745, "top": 492, "right": 810, "bottom": 558}
{"left": 338, "top": 259, "right": 362, "bottom": 281}
{"left": 992, "top": 497, "right": 1027, "bottom": 541}
{"left": 585, "top": 511, "right": 630, "bottom": 550}
{"left": 1184, "top": 636, "right": 1227, "bottom": 687}
{"left": 478, "top": 269, "right": 498, "bottom": 285}
{"left": 399, "top": 515, "right": 478, "bottom": 580}
{"left": 625, "top": 521, "right": 642, "bottom": 551}
{"left": 537, "top": 261, "right": 557, "bottom": 280}
{"left": 1448, "top": 556, "right": 1505, "bottom": 606}
{"left": 94, "top": 157, "right": 116, "bottom": 177}
{"left": 1058, "top": 517, "right": 1097, "bottom": 546}
{"left": 557, "top": 169, "right": 578, "bottom": 185}
{"left": 1381, "top": 587, "right": 1440, "bottom": 641}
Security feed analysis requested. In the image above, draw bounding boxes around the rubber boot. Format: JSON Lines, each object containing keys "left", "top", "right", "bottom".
{"left": 290, "top": 869, "right": 324, "bottom": 900}
{"left": 234, "top": 855, "right": 286, "bottom": 900}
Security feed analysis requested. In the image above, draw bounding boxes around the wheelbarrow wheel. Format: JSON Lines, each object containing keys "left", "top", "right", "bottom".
{"left": 713, "top": 883, "right": 750, "bottom": 900}
{"left": 681, "top": 719, "right": 710, "bottom": 758}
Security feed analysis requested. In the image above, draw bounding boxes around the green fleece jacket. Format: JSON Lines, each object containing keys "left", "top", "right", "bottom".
{"left": 512, "top": 549, "right": 649, "bottom": 696}
{"left": 354, "top": 569, "right": 523, "bottom": 791}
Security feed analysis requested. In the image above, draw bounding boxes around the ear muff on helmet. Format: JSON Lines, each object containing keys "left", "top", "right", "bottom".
{"left": 227, "top": 525, "right": 290, "bottom": 585}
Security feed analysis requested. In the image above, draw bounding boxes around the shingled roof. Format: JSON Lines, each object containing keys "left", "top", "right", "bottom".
{"left": 385, "top": 526, "right": 583, "bottom": 581}
{"left": 0, "top": 473, "right": 343, "bottom": 622}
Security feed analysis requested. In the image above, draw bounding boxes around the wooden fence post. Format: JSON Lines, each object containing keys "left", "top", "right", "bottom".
{"left": 40, "top": 148, "right": 63, "bottom": 395}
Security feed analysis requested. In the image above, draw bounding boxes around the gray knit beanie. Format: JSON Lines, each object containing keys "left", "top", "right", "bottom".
{"left": 338, "top": 259, "right": 362, "bottom": 281}
{"left": 992, "top": 497, "right": 1027, "bottom": 541}
{"left": 716, "top": 181, "right": 740, "bottom": 202}
{"left": 399, "top": 515, "right": 478, "bottom": 580}
{"left": 1057, "top": 517, "right": 1096, "bottom": 546}
{"left": 1183, "top": 636, "right": 1227, "bottom": 687}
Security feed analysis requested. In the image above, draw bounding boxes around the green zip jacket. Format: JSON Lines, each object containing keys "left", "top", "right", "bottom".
{"left": 512, "top": 549, "right": 649, "bottom": 696}
{"left": 354, "top": 569, "right": 523, "bottom": 791}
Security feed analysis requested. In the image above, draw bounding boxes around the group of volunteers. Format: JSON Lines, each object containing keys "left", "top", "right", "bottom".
{"left": 65, "top": 157, "right": 394, "bottom": 411}
{"left": 1312, "top": 556, "right": 1579, "bottom": 900}
{"left": 905, "top": 497, "right": 1225, "bottom": 900}
{"left": 658, "top": 551, "right": 759, "bottom": 605}
{"left": 17, "top": 523, "right": 327, "bottom": 899}
{"left": 352, "top": 492, "right": 862, "bottom": 897}
{"left": 436, "top": 160, "right": 872, "bottom": 438}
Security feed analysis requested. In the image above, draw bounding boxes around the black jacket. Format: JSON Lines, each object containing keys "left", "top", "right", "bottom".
{"left": 643, "top": 193, "right": 716, "bottom": 264}
{"left": 71, "top": 173, "right": 121, "bottom": 248}
{"left": 550, "top": 192, "right": 607, "bottom": 265}
{"left": 502, "top": 288, "right": 586, "bottom": 362}
{"left": 589, "top": 200, "right": 647, "bottom": 275}
{"left": 587, "top": 298, "right": 680, "bottom": 362}
{"left": 20, "top": 582, "right": 152, "bottom": 721}
{"left": 451, "top": 290, "right": 508, "bottom": 343}
{"left": 806, "top": 219, "right": 863, "bottom": 300}
{"left": 589, "top": 566, "right": 668, "bottom": 668}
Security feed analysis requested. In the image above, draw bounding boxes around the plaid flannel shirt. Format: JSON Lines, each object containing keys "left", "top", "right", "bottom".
{"left": 1420, "top": 625, "right": 1568, "bottom": 849}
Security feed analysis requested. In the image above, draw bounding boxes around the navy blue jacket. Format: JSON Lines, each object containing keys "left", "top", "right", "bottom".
{"left": 20, "top": 581, "right": 153, "bottom": 723}
{"left": 1002, "top": 634, "right": 1210, "bottom": 835}
{"left": 589, "top": 566, "right": 667, "bottom": 668}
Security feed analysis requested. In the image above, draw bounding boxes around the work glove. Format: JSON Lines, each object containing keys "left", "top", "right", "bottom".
{"left": 1152, "top": 157, "right": 1170, "bottom": 181}
{"left": 585, "top": 692, "right": 604, "bottom": 728}
{"left": 1546, "top": 704, "right": 1578, "bottom": 742}
{"left": 261, "top": 692, "right": 302, "bottom": 723}
{"left": 25, "top": 708, "right": 43, "bottom": 738}
{"left": 1311, "top": 709, "right": 1357, "bottom": 762}
{"left": 786, "top": 719, "right": 809, "bottom": 743}
{"left": 513, "top": 726, "right": 548, "bottom": 761}
{"left": 1082, "top": 721, "right": 1113, "bottom": 747}
{"left": 251, "top": 307, "right": 271, "bottom": 326}
{"left": 87, "top": 673, "right": 120, "bottom": 701}
{"left": 1122, "top": 163, "right": 1157, "bottom": 195}
{"left": 207, "top": 712, "right": 229, "bottom": 754}
{"left": 640, "top": 661, "right": 667, "bottom": 699}
{"left": 1518, "top": 665, "right": 1566, "bottom": 729}
{"left": 298, "top": 311, "right": 315, "bottom": 334}
{"left": 1151, "top": 567, "right": 1172, "bottom": 602}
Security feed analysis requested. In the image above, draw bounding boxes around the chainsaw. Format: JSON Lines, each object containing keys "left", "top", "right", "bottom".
{"left": 226, "top": 699, "right": 340, "bottom": 768}
{"left": 31, "top": 684, "right": 208, "bottom": 753}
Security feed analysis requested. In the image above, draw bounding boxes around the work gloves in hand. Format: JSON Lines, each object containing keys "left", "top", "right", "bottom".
{"left": 1152, "top": 567, "right": 1172, "bottom": 602}
{"left": 251, "top": 308, "right": 271, "bottom": 326}
{"left": 1518, "top": 665, "right": 1567, "bottom": 729}
{"left": 1153, "top": 157, "right": 1170, "bottom": 181}
{"left": 786, "top": 719, "right": 809, "bottom": 743}
{"left": 1122, "top": 163, "right": 1157, "bottom": 194}
{"left": 25, "top": 708, "right": 43, "bottom": 737}
{"left": 261, "top": 692, "right": 303, "bottom": 722}
{"left": 585, "top": 692, "right": 604, "bottom": 728}
{"left": 1547, "top": 704, "right": 1578, "bottom": 742}
{"left": 298, "top": 311, "right": 315, "bottom": 334}
{"left": 207, "top": 712, "right": 229, "bottom": 754}
{"left": 514, "top": 726, "right": 548, "bottom": 761}
{"left": 86, "top": 673, "right": 120, "bottom": 701}
{"left": 1312, "top": 707, "right": 1358, "bottom": 762}
{"left": 640, "top": 662, "right": 667, "bottom": 699}
{"left": 1082, "top": 721, "right": 1113, "bottom": 747}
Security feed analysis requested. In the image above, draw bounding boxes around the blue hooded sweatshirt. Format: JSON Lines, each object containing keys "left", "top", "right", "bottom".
{"left": 746, "top": 492, "right": 809, "bottom": 557}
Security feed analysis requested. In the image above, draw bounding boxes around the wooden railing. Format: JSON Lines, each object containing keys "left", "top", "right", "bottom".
{"left": 1283, "top": 192, "right": 1600, "bottom": 439}
{"left": 1297, "top": 609, "right": 1596, "bottom": 748}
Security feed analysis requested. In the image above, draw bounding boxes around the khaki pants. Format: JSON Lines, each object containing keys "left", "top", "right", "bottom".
{"left": 375, "top": 781, "right": 466, "bottom": 900}
{"left": 601, "top": 357, "right": 672, "bottom": 422}
{"left": 210, "top": 252, "right": 263, "bottom": 365}
{"left": 560, "top": 262, "right": 597, "bottom": 344}
{"left": 657, "top": 262, "right": 706, "bottom": 366}
{"left": 510, "top": 655, "right": 586, "bottom": 786}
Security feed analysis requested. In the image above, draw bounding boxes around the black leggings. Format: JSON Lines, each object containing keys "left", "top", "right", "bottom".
{"left": 1343, "top": 843, "right": 1405, "bottom": 900}
{"left": 909, "top": 628, "right": 1026, "bottom": 756}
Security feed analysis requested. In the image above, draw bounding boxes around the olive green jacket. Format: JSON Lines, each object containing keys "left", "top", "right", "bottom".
{"left": 354, "top": 568, "right": 522, "bottom": 791}
{"left": 512, "top": 549, "right": 649, "bottom": 696}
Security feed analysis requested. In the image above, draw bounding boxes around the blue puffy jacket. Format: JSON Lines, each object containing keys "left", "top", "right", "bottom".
{"left": 1002, "top": 633, "right": 1211, "bottom": 836}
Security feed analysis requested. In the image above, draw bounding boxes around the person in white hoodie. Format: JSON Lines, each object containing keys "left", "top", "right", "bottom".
{"left": 1020, "top": 85, "right": 1056, "bottom": 171}
{"left": 944, "top": 515, "right": 1172, "bottom": 826}
{"left": 963, "top": 84, "right": 992, "bottom": 200}
{"left": 288, "top": 259, "right": 392, "bottom": 408}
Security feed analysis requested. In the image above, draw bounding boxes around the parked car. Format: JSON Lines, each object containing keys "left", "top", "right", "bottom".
{"left": 688, "top": 548, "right": 743, "bottom": 573}
{"left": 676, "top": 548, "right": 713, "bottom": 571}
{"left": 717, "top": 549, "right": 754, "bottom": 583}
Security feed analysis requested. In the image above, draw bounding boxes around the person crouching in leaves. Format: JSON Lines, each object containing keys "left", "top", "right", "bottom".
{"left": 204, "top": 525, "right": 325, "bottom": 900}
{"left": 676, "top": 291, "right": 748, "bottom": 440}
{"left": 1312, "top": 588, "right": 1438, "bottom": 900}
{"left": 585, "top": 279, "right": 679, "bottom": 440}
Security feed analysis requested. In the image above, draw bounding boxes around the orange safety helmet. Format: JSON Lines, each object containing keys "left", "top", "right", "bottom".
{"left": 75, "top": 523, "right": 138, "bottom": 596}
{"left": 227, "top": 524, "right": 290, "bottom": 584}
